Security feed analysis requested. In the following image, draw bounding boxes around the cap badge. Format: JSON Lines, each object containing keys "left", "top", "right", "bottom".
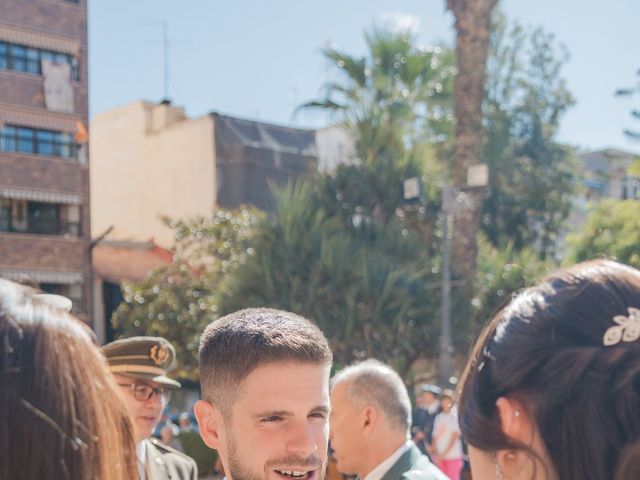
{"left": 150, "top": 344, "right": 171, "bottom": 366}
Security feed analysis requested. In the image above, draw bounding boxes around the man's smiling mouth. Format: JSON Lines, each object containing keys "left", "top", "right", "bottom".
{"left": 274, "top": 469, "right": 315, "bottom": 479}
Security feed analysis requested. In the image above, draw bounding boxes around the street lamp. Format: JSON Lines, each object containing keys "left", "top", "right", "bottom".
{"left": 439, "top": 165, "right": 489, "bottom": 387}
{"left": 403, "top": 165, "right": 488, "bottom": 387}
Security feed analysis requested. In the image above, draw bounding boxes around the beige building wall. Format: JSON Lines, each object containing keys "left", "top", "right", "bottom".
{"left": 90, "top": 101, "right": 216, "bottom": 246}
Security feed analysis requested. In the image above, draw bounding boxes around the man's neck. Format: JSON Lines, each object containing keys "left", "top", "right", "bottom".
{"left": 358, "top": 435, "right": 408, "bottom": 479}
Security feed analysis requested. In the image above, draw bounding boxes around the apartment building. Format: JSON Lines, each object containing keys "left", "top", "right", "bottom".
{"left": 0, "top": 0, "right": 91, "bottom": 318}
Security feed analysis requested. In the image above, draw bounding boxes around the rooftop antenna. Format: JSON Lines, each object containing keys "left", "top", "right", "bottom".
{"left": 161, "top": 22, "right": 171, "bottom": 104}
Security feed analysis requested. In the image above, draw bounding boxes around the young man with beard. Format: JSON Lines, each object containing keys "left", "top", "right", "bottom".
{"left": 195, "top": 308, "right": 333, "bottom": 480}
{"left": 329, "top": 360, "right": 447, "bottom": 480}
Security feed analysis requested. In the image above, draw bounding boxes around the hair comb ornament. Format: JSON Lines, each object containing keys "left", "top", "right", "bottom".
{"left": 603, "top": 307, "right": 640, "bottom": 346}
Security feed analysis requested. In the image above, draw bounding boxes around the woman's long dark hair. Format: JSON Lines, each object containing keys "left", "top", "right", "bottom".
{"left": 0, "top": 279, "right": 138, "bottom": 479}
{"left": 458, "top": 260, "right": 640, "bottom": 479}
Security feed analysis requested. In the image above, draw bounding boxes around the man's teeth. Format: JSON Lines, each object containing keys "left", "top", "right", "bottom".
{"left": 277, "top": 470, "right": 308, "bottom": 477}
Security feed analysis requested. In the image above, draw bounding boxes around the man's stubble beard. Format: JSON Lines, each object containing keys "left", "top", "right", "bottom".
{"left": 226, "top": 429, "right": 327, "bottom": 480}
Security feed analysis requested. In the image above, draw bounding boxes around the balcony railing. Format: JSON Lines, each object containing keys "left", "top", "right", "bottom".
{"left": 0, "top": 219, "right": 81, "bottom": 236}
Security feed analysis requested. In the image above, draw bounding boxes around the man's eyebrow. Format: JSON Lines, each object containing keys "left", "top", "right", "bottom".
{"left": 310, "top": 405, "right": 330, "bottom": 415}
{"left": 252, "top": 405, "right": 330, "bottom": 419}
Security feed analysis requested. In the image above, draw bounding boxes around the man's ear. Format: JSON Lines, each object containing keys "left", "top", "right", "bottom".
{"left": 194, "top": 400, "right": 225, "bottom": 450}
{"left": 361, "top": 405, "right": 379, "bottom": 437}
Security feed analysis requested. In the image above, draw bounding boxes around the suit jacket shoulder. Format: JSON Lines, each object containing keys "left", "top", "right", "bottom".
{"left": 381, "top": 444, "right": 449, "bottom": 480}
{"left": 145, "top": 438, "right": 198, "bottom": 480}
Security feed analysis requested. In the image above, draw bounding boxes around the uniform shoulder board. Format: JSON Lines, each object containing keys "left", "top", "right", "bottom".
{"left": 149, "top": 437, "right": 185, "bottom": 456}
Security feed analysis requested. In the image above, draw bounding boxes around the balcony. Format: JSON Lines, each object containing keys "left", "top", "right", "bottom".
{"left": 0, "top": 198, "right": 82, "bottom": 237}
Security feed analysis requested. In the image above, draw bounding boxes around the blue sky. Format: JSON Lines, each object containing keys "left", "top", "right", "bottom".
{"left": 89, "top": 0, "right": 640, "bottom": 153}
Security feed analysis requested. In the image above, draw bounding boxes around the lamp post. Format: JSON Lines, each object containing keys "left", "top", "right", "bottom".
{"left": 403, "top": 165, "right": 488, "bottom": 387}
{"left": 438, "top": 185, "right": 454, "bottom": 386}
{"left": 438, "top": 164, "right": 489, "bottom": 387}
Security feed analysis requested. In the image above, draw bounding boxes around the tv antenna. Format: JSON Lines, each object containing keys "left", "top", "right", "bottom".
{"left": 161, "top": 22, "right": 170, "bottom": 103}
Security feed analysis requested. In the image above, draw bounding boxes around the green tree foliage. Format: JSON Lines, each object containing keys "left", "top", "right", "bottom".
{"left": 471, "top": 235, "right": 550, "bottom": 335}
{"left": 112, "top": 209, "right": 260, "bottom": 380}
{"left": 219, "top": 183, "right": 441, "bottom": 377}
{"left": 482, "top": 14, "right": 576, "bottom": 259}
{"left": 615, "top": 68, "right": 640, "bottom": 141}
{"left": 303, "top": 25, "right": 455, "bottom": 153}
{"left": 565, "top": 199, "right": 640, "bottom": 268}
{"left": 303, "top": 25, "right": 454, "bottom": 227}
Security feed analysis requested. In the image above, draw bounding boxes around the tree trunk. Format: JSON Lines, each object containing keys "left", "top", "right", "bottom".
{"left": 446, "top": 0, "right": 497, "bottom": 287}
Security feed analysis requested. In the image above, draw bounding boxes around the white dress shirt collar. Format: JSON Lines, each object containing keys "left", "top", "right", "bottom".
{"left": 363, "top": 440, "right": 413, "bottom": 480}
{"left": 136, "top": 440, "right": 147, "bottom": 480}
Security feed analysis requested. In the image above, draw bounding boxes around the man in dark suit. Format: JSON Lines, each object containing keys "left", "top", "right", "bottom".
{"left": 329, "top": 360, "right": 448, "bottom": 480}
{"left": 103, "top": 336, "right": 197, "bottom": 480}
{"left": 411, "top": 384, "right": 441, "bottom": 455}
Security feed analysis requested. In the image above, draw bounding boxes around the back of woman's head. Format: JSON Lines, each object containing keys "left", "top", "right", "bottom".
{"left": 458, "top": 259, "right": 640, "bottom": 479}
{"left": 0, "top": 279, "right": 137, "bottom": 480}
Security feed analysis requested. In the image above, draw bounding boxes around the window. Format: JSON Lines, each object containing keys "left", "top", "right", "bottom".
{"left": 621, "top": 177, "right": 640, "bottom": 200}
{"left": 0, "top": 125, "right": 77, "bottom": 159}
{"left": 0, "top": 198, "right": 10, "bottom": 231}
{"left": 0, "top": 197, "right": 80, "bottom": 236}
{"left": 27, "top": 202, "right": 59, "bottom": 234}
{"left": 0, "top": 43, "right": 7, "bottom": 69}
{"left": 0, "top": 41, "right": 79, "bottom": 80}
{"left": 10, "top": 45, "right": 26, "bottom": 72}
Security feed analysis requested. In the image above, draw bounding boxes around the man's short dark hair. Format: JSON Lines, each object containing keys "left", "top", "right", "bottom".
{"left": 199, "top": 308, "right": 332, "bottom": 415}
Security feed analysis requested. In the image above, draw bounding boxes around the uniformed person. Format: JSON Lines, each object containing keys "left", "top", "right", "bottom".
{"left": 103, "top": 337, "right": 198, "bottom": 480}
{"left": 411, "top": 384, "right": 441, "bottom": 455}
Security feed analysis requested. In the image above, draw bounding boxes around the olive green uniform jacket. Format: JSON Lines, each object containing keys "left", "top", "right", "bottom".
{"left": 144, "top": 438, "right": 198, "bottom": 480}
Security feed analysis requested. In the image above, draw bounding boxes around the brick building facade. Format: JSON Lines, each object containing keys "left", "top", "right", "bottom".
{"left": 0, "top": 0, "right": 92, "bottom": 319}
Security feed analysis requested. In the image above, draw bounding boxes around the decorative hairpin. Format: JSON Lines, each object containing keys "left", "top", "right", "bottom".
{"left": 603, "top": 307, "right": 640, "bottom": 346}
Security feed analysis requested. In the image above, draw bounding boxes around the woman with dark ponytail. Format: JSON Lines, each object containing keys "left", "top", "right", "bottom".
{"left": 457, "top": 259, "right": 640, "bottom": 479}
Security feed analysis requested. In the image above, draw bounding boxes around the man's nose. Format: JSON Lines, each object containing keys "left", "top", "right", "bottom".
{"left": 286, "top": 420, "right": 319, "bottom": 457}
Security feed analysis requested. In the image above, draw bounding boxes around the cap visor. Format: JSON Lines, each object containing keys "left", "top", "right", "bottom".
{"left": 116, "top": 371, "right": 181, "bottom": 389}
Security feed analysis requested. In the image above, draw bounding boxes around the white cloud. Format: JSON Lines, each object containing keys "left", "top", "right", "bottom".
{"left": 378, "top": 13, "right": 420, "bottom": 34}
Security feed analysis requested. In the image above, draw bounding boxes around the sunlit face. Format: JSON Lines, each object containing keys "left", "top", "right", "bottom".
{"left": 217, "top": 362, "right": 330, "bottom": 480}
{"left": 328, "top": 381, "right": 363, "bottom": 476}
{"left": 441, "top": 397, "right": 453, "bottom": 413}
{"left": 114, "top": 374, "right": 165, "bottom": 441}
{"left": 418, "top": 392, "right": 437, "bottom": 407}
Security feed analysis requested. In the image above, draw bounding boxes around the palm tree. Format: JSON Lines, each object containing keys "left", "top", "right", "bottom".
{"left": 446, "top": 0, "right": 498, "bottom": 287}
{"left": 302, "top": 24, "right": 454, "bottom": 164}
{"left": 302, "top": 25, "right": 454, "bottom": 227}
{"left": 219, "top": 181, "right": 440, "bottom": 376}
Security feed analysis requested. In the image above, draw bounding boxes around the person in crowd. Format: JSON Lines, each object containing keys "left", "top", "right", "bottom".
{"left": 0, "top": 278, "right": 137, "bottom": 479}
{"left": 194, "top": 308, "right": 333, "bottom": 480}
{"left": 103, "top": 336, "right": 197, "bottom": 480}
{"left": 430, "top": 389, "right": 463, "bottom": 479}
{"left": 412, "top": 384, "right": 441, "bottom": 455}
{"left": 458, "top": 259, "right": 640, "bottom": 480}
{"left": 329, "top": 359, "right": 448, "bottom": 480}
{"left": 178, "top": 412, "right": 196, "bottom": 433}
{"left": 161, "top": 422, "right": 184, "bottom": 452}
